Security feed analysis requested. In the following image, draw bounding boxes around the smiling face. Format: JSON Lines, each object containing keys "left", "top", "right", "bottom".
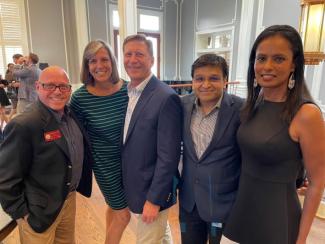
{"left": 36, "top": 66, "right": 71, "bottom": 113}
{"left": 88, "top": 47, "right": 112, "bottom": 85}
{"left": 192, "top": 65, "right": 226, "bottom": 107}
{"left": 123, "top": 40, "right": 154, "bottom": 86}
{"left": 254, "top": 35, "right": 295, "bottom": 95}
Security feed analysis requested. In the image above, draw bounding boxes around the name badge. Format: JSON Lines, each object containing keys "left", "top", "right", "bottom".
{"left": 44, "top": 130, "right": 62, "bottom": 142}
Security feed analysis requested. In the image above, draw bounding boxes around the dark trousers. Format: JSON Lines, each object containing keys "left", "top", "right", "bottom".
{"left": 179, "top": 205, "right": 224, "bottom": 244}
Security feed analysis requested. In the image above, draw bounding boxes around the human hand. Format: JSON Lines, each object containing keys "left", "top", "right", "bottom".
{"left": 297, "top": 179, "right": 309, "bottom": 196}
{"left": 0, "top": 84, "right": 4, "bottom": 88}
{"left": 12, "top": 82, "right": 19, "bottom": 88}
{"left": 17, "top": 214, "right": 29, "bottom": 223}
{"left": 23, "top": 214, "right": 29, "bottom": 221}
{"left": 141, "top": 200, "right": 160, "bottom": 224}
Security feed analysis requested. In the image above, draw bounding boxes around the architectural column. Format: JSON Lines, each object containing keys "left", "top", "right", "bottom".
{"left": 118, "top": 0, "right": 137, "bottom": 79}
{"left": 175, "top": 0, "right": 183, "bottom": 80}
{"left": 235, "top": 0, "right": 256, "bottom": 98}
{"left": 73, "top": 0, "right": 89, "bottom": 65}
{"left": 310, "top": 43, "right": 325, "bottom": 115}
{"left": 310, "top": 63, "right": 324, "bottom": 103}
{"left": 255, "top": 0, "right": 265, "bottom": 37}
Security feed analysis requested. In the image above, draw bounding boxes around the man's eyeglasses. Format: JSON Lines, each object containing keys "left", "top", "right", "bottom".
{"left": 39, "top": 83, "right": 72, "bottom": 92}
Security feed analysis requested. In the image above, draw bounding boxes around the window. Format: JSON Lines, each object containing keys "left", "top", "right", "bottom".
{"left": 0, "top": 0, "right": 28, "bottom": 75}
{"left": 139, "top": 14, "right": 159, "bottom": 31}
{"left": 112, "top": 9, "right": 119, "bottom": 29}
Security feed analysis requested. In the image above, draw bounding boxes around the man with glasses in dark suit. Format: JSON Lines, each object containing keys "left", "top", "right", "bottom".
{"left": 0, "top": 66, "right": 93, "bottom": 244}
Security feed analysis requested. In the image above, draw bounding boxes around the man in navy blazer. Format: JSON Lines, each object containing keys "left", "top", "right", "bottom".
{"left": 179, "top": 54, "right": 243, "bottom": 244}
{"left": 122, "top": 34, "right": 182, "bottom": 243}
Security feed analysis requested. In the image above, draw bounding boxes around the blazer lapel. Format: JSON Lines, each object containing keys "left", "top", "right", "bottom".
{"left": 183, "top": 94, "right": 198, "bottom": 161}
{"left": 199, "top": 93, "right": 235, "bottom": 162}
{"left": 124, "top": 76, "right": 157, "bottom": 144}
{"left": 38, "top": 102, "right": 71, "bottom": 160}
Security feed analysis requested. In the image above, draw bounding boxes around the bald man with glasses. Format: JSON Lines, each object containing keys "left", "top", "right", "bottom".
{"left": 0, "top": 66, "right": 93, "bottom": 244}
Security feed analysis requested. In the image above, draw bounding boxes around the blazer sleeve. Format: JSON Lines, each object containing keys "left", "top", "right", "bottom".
{"left": 146, "top": 93, "right": 182, "bottom": 205}
{"left": 13, "top": 66, "right": 32, "bottom": 79}
{"left": 0, "top": 121, "right": 32, "bottom": 219}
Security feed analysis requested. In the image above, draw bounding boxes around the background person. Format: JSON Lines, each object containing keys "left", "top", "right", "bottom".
{"left": 12, "top": 53, "right": 23, "bottom": 65}
{"left": 0, "top": 75, "right": 10, "bottom": 131}
{"left": 13, "top": 53, "right": 41, "bottom": 114}
{"left": 0, "top": 66, "right": 93, "bottom": 244}
{"left": 70, "top": 40, "right": 130, "bottom": 244}
{"left": 179, "top": 54, "right": 243, "bottom": 244}
{"left": 5, "top": 63, "right": 19, "bottom": 119}
{"left": 224, "top": 25, "right": 325, "bottom": 244}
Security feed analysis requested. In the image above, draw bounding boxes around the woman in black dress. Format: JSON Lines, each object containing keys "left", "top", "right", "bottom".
{"left": 224, "top": 25, "right": 325, "bottom": 244}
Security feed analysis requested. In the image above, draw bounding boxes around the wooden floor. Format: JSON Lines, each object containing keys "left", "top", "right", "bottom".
{"left": 3, "top": 179, "right": 325, "bottom": 244}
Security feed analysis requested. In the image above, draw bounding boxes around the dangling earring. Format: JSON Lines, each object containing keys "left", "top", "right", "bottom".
{"left": 253, "top": 78, "right": 258, "bottom": 88}
{"left": 288, "top": 73, "right": 295, "bottom": 89}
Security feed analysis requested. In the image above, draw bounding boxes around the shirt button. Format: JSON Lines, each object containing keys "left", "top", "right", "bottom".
{"left": 68, "top": 165, "right": 72, "bottom": 169}
{"left": 67, "top": 182, "right": 71, "bottom": 186}
{"left": 195, "top": 179, "right": 199, "bottom": 184}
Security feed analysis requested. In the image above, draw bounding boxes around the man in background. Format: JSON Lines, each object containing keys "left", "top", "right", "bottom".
{"left": 12, "top": 53, "right": 24, "bottom": 65}
{"left": 13, "top": 52, "right": 41, "bottom": 113}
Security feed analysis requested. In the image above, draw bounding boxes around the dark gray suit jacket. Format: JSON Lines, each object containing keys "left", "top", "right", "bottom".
{"left": 122, "top": 75, "right": 182, "bottom": 213}
{"left": 0, "top": 101, "right": 93, "bottom": 233}
{"left": 179, "top": 92, "right": 243, "bottom": 223}
{"left": 13, "top": 64, "right": 41, "bottom": 101}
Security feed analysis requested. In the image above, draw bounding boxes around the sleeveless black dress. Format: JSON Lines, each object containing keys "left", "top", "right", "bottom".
{"left": 224, "top": 100, "right": 304, "bottom": 244}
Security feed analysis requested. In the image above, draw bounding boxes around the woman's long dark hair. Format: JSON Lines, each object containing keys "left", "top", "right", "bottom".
{"left": 242, "top": 25, "right": 313, "bottom": 123}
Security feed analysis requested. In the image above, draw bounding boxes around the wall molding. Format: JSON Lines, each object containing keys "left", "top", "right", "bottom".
{"left": 255, "top": 0, "right": 265, "bottom": 37}
{"left": 25, "top": 0, "right": 33, "bottom": 52}
{"left": 113, "top": 0, "right": 164, "bottom": 11}
{"left": 235, "top": 0, "right": 255, "bottom": 98}
{"left": 138, "top": 0, "right": 164, "bottom": 11}
{"left": 60, "top": 0, "right": 69, "bottom": 74}
{"left": 311, "top": 64, "right": 323, "bottom": 100}
{"left": 86, "top": 0, "right": 91, "bottom": 41}
{"left": 195, "top": 0, "right": 238, "bottom": 31}
{"left": 310, "top": 61, "right": 325, "bottom": 116}
{"left": 177, "top": 0, "right": 183, "bottom": 80}
{"left": 163, "top": 0, "right": 179, "bottom": 80}
{"left": 105, "top": 0, "right": 110, "bottom": 42}
{"left": 73, "top": 0, "right": 89, "bottom": 71}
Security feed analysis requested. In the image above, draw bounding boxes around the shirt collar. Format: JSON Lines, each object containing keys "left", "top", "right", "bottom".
{"left": 49, "top": 106, "right": 70, "bottom": 123}
{"left": 127, "top": 73, "right": 153, "bottom": 93}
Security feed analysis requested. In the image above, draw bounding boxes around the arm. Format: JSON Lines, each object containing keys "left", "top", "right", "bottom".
{"left": 0, "top": 121, "right": 32, "bottom": 219}
{"left": 12, "top": 66, "right": 32, "bottom": 79}
{"left": 142, "top": 94, "right": 182, "bottom": 222}
{"left": 290, "top": 104, "right": 325, "bottom": 244}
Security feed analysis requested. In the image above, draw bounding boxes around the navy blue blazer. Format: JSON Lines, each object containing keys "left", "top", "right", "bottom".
{"left": 179, "top": 92, "right": 243, "bottom": 223}
{"left": 122, "top": 75, "right": 182, "bottom": 214}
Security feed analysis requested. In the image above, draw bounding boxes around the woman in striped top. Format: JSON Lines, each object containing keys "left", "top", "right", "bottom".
{"left": 70, "top": 40, "right": 130, "bottom": 244}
